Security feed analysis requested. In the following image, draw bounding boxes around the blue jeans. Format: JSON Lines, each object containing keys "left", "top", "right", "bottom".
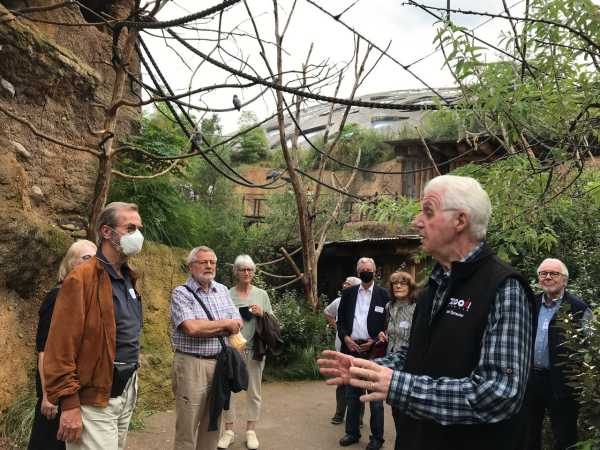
{"left": 345, "top": 384, "right": 384, "bottom": 442}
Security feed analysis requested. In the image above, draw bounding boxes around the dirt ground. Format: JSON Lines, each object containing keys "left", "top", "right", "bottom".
{"left": 126, "top": 380, "right": 395, "bottom": 450}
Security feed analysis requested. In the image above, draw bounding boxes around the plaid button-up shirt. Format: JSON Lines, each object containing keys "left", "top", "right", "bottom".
{"left": 377, "top": 242, "right": 532, "bottom": 425}
{"left": 170, "top": 277, "right": 241, "bottom": 356}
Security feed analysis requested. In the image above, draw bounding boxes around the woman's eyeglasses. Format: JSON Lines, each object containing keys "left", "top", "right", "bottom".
{"left": 391, "top": 280, "right": 409, "bottom": 287}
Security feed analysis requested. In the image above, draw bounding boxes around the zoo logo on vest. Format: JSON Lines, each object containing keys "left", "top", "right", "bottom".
{"left": 445, "top": 297, "right": 473, "bottom": 318}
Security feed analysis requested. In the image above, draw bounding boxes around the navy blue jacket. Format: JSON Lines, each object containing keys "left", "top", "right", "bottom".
{"left": 534, "top": 290, "right": 589, "bottom": 399}
{"left": 337, "top": 283, "right": 390, "bottom": 354}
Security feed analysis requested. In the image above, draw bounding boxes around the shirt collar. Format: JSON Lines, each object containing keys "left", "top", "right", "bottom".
{"left": 542, "top": 293, "right": 563, "bottom": 308}
{"left": 186, "top": 276, "right": 217, "bottom": 293}
{"left": 430, "top": 241, "right": 485, "bottom": 286}
{"left": 96, "top": 248, "right": 129, "bottom": 280}
{"left": 358, "top": 283, "right": 374, "bottom": 295}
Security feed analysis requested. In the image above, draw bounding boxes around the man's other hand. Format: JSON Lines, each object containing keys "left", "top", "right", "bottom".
{"left": 358, "top": 338, "right": 374, "bottom": 353}
{"left": 226, "top": 319, "right": 243, "bottom": 335}
{"left": 57, "top": 407, "right": 83, "bottom": 443}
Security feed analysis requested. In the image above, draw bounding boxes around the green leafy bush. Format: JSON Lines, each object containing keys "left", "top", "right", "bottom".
{"left": 265, "top": 290, "right": 332, "bottom": 380}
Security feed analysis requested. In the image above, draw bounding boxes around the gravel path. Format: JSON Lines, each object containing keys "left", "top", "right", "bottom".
{"left": 126, "top": 380, "right": 395, "bottom": 450}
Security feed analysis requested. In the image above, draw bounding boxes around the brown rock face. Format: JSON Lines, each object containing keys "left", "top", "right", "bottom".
{"left": 0, "top": 0, "right": 141, "bottom": 410}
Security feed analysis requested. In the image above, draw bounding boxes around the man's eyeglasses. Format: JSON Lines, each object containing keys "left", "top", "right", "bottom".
{"left": 192, "top": 260, "right": 217, "bottom": 266}
{"left": 391, "top": 280, "right": 409, "bottom": 287}
{"left": 538, "top": 271, "right": 563, "bottom": 279}
{"left": 237, "top": 268, "right": 254, "bottom": 273}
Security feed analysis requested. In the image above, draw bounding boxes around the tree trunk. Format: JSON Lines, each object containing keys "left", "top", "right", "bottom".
{"left": 87, "top": 25, "right": 139, "bottom": 240}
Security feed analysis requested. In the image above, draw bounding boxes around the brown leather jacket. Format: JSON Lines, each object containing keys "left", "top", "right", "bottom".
{"left": 43, "top": 256, "right": 138, "bottom": 410}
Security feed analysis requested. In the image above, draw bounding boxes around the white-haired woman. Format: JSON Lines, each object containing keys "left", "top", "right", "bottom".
{"left": 28, "top": 239, "right": 97, "bottom": 450}
{"left": 218, "top": 255, "right": 273, "bottom": 450}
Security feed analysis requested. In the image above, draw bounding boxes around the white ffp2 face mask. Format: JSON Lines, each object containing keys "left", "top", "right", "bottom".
{"left": 119, "top": 229, "right": 144, "bottom": 256}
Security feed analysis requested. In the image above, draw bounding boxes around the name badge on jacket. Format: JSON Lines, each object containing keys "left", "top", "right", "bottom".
{"left": 374, "top": 306, "right": 384, "bottom": 313}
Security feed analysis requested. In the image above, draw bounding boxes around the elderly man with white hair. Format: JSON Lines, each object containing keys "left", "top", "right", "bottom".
{"left": 525, "top": 258, "right": 592, "bottom": 450}
{"left": 170, "top": 246, "right": 242, "bottom": 450}
{"left": 319, "top": 175, "right": 535, "bottom": 450}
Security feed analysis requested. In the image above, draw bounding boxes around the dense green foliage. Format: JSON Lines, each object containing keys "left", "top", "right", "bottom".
{"left": 109, "top": 109, "right": 248, "bottom": 270}
{"left": 265, "top": 290, "right": 332, "bottom": 380}
{"left": 231, "top": 111, "right": 269, "bottom": 164}
{"left": 434, "top": 0, "right": 600, "bottom": 174}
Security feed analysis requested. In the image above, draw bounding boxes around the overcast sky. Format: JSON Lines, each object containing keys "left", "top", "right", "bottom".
{"left": 145, "top": 0, "right": 526, "bottom": 132}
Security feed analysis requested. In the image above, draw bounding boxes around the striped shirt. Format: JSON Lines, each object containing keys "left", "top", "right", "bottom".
{"left": 170, "top": 277, "right": 241, "bottom": 356}
{"left": 385, "top": 301, "right": 416, "bottom": 354}
{"left": 377, "top": 243, "right": 532, "bottom": 425}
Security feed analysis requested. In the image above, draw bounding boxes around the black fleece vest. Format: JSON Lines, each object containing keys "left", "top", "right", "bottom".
{"left": 396, "top": 244, "right": 534, "bottom": 450}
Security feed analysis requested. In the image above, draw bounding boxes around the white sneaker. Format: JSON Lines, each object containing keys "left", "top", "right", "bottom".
{"left": 217, "top": 430, "right": 235, "bottom": 449}
{"left": 246, "top": 430, "right": 260, "bottom": 450}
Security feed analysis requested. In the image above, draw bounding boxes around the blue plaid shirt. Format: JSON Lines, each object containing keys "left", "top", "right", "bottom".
{"left": 377, "top": 242, "right": 532, "bottom": 425}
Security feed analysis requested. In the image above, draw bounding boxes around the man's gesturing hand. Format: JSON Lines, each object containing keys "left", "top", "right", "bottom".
{"left": 348, "top": 358, "right": 393, "bottom": 402}
{"left": 57, "top": 407, "right": 83, "bottom": 443}
{"left": 317, "top": 350, "right": 354, "bottom": 385}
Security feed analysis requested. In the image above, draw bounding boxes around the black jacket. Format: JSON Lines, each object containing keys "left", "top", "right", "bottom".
{"left": 208, "top": 346, "right": 249, "bottom": 431}
{"left": 337, "top": 283, "right": 390, "bottom": 354}
{"left": 397, "top": 243, "right": 535, "bottom": 450}
{"left": 253, "top": 312, "right": 283, "bottom": 361}
{"left": 534, "top": 290, "right": 589, "bottom": 399}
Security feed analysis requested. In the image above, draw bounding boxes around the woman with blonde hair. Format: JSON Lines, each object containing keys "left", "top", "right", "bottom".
{"left": 27, "top": 239, "right": 97, "bottom": 450}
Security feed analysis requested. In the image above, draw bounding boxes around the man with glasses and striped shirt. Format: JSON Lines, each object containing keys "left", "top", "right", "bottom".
{"left": 319, "top": 175, "right": 535, "bottom": 450}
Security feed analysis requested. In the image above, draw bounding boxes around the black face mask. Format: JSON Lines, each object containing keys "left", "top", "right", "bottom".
{"left": 359, "top": 271, "right": 374, "bottom": 283}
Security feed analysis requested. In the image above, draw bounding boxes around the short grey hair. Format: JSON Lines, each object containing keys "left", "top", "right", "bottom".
{"left": 425, "top": 175, "right": 492, "bottom": 240}
{"left": 233, "top": 254, "right": 256, "bottom": 272}
{"left": 537, "top": 258, "right": 569, "bottom": 279}
{"left": 96, "top": 202, "right": 139, "bottom": 244}
{"left": 356, "top": 257, "right": 376, "bottom": 272}
{"left": 186, "top": 245, "right": 216, "bottom": 265}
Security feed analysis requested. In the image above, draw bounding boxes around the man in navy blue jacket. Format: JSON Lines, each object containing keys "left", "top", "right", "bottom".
{"left": 526, "top": 258, "right": 592, "bottom": 450}
{"left": 337, "top": 257, "right": 390, "bottom": 450}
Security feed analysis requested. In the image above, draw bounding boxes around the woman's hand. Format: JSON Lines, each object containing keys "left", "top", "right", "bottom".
{"left": 41, "top": 394, "right": 59, "bottom": 420}
{"left": 249, "top": 304, "right": 263, "bottom": 317}
{"left": 377, "top": 331, "right": 388, "bottom": 343}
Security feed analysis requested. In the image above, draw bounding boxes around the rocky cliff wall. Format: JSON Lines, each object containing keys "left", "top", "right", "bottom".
{"left": 0, "top": 0, "right": 146, "bottom": 412}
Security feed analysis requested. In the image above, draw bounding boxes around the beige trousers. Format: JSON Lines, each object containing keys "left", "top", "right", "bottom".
{"left": 172, "top": 352, "right": 221, "bottom": 450}
{"left": 223, "top": 350, "right": 265, "bottom": 423}
{"left": 66, "top": 372, "right": 138, "bottom": 450}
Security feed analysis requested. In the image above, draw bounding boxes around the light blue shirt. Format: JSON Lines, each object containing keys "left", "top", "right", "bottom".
{"left": 533, "top": 295, "right": 562, "bottom": 369}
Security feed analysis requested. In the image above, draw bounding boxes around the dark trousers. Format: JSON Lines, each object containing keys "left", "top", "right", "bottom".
{"left": 525, "top": 371, "right": 579, "bottom": 450}
{"left": 334, "top": 384, "right": 347, "bottom": 419}
{"left": 345, "top": 384, "right": 384, "bottom": 442}
{"left": 27, "top": 397, "right": 64, "bottom": 450}
{"left": 392, "top": 407, "right": 402, "bottom": 450}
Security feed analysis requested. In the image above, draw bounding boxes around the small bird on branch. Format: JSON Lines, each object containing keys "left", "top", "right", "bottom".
{"left": 232, "top": 94, "right": 241, "bottom": 111}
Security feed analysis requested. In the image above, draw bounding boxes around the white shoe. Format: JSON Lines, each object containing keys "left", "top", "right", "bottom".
{"left": 246, "top": 430, "right": 260, "bottom": 450}
{"left": 217, "top": 430, "right": 235, "bottom": 449}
